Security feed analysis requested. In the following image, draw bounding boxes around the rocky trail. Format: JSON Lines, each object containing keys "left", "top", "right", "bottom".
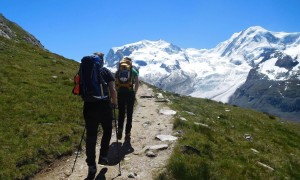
{"left": 33, "top": 83, "right": 178, "bottom": 180}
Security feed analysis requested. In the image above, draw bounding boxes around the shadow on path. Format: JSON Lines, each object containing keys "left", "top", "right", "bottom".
{"left": 92, "top": 140, "right": 134, "bottom": 179}
{"left": 94, "top": 167, "right": 107, "bottom": 180}
{"left": 107, "top": 140, "right": 135, "bottom": 166}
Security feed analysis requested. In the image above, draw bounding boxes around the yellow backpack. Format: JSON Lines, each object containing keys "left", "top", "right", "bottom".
{"left": 115, "top": 58, "right": 133, "bottom": 90}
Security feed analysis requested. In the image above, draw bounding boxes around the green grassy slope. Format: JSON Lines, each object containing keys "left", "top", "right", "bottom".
{"left": 156, "top": 91, "right": 300, "bottom": 179}
{"left": 0, "top": 36, "right": 83, "bottom": 179}
{"left": 1, "top": 24, "right": 300, "bottom": 179}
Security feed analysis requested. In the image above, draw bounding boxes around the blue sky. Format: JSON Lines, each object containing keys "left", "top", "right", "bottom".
{"left": 1, "top": 0, "right": 300, "bottom": 62}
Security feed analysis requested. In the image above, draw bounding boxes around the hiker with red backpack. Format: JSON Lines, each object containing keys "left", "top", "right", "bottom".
{"left": 115, "top": 57, "right": 139, "bottom": 142}
{"left": 73, "top": 52, "right": 117, "bottom": 179}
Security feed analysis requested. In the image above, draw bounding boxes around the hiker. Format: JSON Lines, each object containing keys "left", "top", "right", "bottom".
{"left": 79, "top": 52, "right": 117, "bottom": 178}
{"left": 115, "top": 57, "right": 139, "bottom": 141}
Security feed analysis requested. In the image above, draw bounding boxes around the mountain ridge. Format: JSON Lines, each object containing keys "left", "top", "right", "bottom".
{"left": 105, "top": 26, "right": 300, "bottom": 121}
{"left": 1, "top": 13, "right": 300, "bottom": 180}
{"left": 0, "top": 13, "right": 44, "bottom": 48}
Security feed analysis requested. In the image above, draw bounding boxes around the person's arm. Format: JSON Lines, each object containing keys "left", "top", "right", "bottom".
{"left": 109, "top": 81, "right": 117, "bottom": 108}
{"left": 134, "top": 76, "right": 139, "bottom": 96}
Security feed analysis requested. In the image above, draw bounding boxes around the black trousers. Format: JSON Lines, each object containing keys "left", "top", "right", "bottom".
{"left": 83, "top": 100, "right": 112, "bottom": 166}
{"left": 117, "top": 90, "right": 135, "bottom": 134}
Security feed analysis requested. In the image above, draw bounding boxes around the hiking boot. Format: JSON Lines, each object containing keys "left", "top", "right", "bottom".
{"left": 98, "top": 156, "right": 109, "bottom": 165}
{"left": 86, "top": 165, "right": 97, "bottom": 179}
{"left": 117, "top": 128, "right": 123, "bottom": 140}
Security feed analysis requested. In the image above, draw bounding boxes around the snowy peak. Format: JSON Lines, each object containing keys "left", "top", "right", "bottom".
{"left": 214, "top": 26, "right": 276, "bottom": 57}
{"left": 111, "top": 39, "right": 181, "bottom": 54}
{"left": 105, "top": 26, "right": 300, "bottom": 102}
{"left": 212, "top": 26, "right": 300, "bottom": 69}
{"left": 105, "top": 26, "right": 300, "bottom": 121}
{"left": 106, "top": 39, "right": 184, "bottom": 67}
{"left": 134, "top": 39, "right": 182, "bottom": 56}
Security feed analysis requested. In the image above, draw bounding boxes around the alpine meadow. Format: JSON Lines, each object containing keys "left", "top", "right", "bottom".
{"left": 0, "top": 14, "right": 83, "bottom": 179}
{"left": 1, "top": 14, "right": 300, "bottom": 179}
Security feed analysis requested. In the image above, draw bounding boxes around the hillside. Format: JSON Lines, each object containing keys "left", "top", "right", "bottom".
{"left": 0, "top": 15, "right": 83, "bottom": 179}
{"left": 33, "top": 82, "right": 176, "bottom": 180}
{"left": 32, "top": 83, "right": 300, "bottom": 179}
{"left": 0, "top": 13, "right": 44, "bottom": 48}
{"left": 163, "top": 91, "right": 300, "bottom": 179}
{"left": 1, "top": 14, "right": 300, "bottom": 179}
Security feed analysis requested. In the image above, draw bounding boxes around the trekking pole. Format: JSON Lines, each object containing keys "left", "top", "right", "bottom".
{"left": 71, "top": 127, "right": 86, "bottom": 173}
{"left": 113, "top": 107, "right": 122, "bottom": 176}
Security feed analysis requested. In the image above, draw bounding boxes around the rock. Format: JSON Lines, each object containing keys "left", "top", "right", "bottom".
{"left": 156, "top": 93, "right": 164, "bottom": 99}
{"left": 155, "top": 134, "right": 178, "bottom": 141}
{"left": 181, "top": 145, "right": 201, "bottom": 155}
{"left": 257, "top": 162, "right": 274, "bottom": 171}
{"left": 64, "top": 170, "right": 71, "bottom": 177}
{"left": 194, "top": 122, "right": 209, "bottom": 128}
{"left": 251, "top": 148, "right": 259, "bottom": 153}
{"left": 149, "top": 144, "right": 168, "bottom": 150}
{"left": 128, "top": 172, "right": 136, "bottom": 178}
{"left": 140, "top": 95, "right": 154, "bottom": 98}
{"left": 159, "top": 109, "right": 176, "bottom": 115}
{"left": 134, "top": 146, "right": 150, "bottom": 155}
{"left": 180, "top": 117, "right": 187, "bottom": 121}
{"left": 155, "top": 99, "right": 169, "bottom": 102}
{"left": 184, "top": 111, "right": 195, "bottom": 115}
{"left": 172, "top": 131, "right": 184, "bottom": 137}
{"left": 142, "top": 121, "right": 151, "bottom": 127}
{"left": 146, "top": 151, "right": 157, "bottom": 157}
{"left": 244, "top": 134, "right": 253, "bottom": 141}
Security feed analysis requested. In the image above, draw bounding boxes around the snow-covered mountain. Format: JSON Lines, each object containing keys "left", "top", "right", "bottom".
{"left": 105, "top": 26, "right": 300, "bottom": 121}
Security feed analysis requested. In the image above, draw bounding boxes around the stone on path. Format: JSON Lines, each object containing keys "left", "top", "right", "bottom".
{"left": 134, "top": 144, "right": 169, "bottom": 155}
{"left": 149, "top": 144, "right": 169, "bottom": 150}
{"left": 146, "top": 151, "right": 157, "bottom": 157}
{"left": 159, "top": 109, "right": 176, "bottom": 115}
{"left": 155, "top": 134, "right": 178, "bottom": 141}
{"left": 140, "top": 95, "right": 154, "bottom": 98}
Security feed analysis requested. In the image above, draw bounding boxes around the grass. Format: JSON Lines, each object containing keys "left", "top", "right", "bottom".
{"left": 0, "top": 36, "right": 83, "bottom": 179}
{"left": 154, "top": 92, "right": 300, "bottom": 179}
{"left": 1, "top": 27, "right": 300, "bottom": 179}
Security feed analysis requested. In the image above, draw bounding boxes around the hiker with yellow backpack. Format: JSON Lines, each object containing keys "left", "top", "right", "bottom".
{"left": 115, "top": 57, "right": 139, "bottom": 141}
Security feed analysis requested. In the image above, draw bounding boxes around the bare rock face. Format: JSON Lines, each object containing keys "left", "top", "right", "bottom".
{"left": 0, "top": 20, "right": 14, "bottom": 39}
{"left": 0, "top": 13, "right": 44, "bottom": 49}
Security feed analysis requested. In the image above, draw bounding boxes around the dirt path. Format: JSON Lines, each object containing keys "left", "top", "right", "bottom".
{"left": 33, "top": 83, "right": 177, "bottom": 180}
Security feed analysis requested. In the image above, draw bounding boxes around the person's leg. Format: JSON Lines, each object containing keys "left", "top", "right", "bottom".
{"left": 117, "top": 92, "right": 126, "bottom": 139}
{"left": 83, "top": 103, "right": 99, "bottom": 167}
{"left": 125, "top": 91, "right": 135, "bottom": 136}
{"left": 99, "top": 105, "right": 113, "bottom": 158}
